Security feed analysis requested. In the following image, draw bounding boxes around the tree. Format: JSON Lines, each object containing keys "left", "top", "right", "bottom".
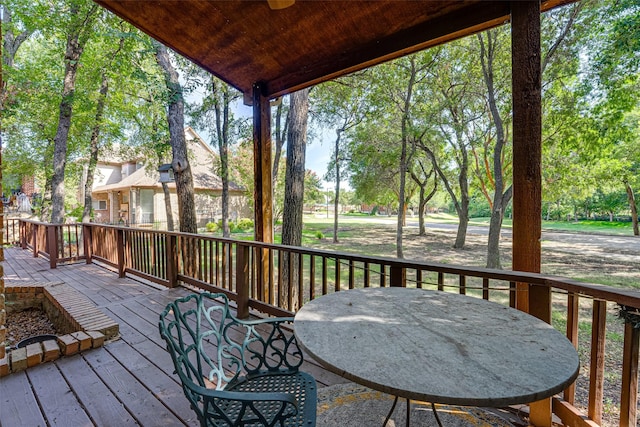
{"left": 416, "top": 41, "right": 481, "bottom": 250}
{"left": 153, "top": 41, "right": 197, "bottom": 233}
{"left": 190, "top": 73, "right": 242, "bottom": 237}
{"left": 82, "top": 28, "right": 127, "bottom": 223}
{"left": 280, "top": 88, "right": 310, "bottom": 310}
{"left": 311, "top": 76, "right": 366, "bottom": 243}
{"left": 50, "top": 1, "right": 99, "bottom": 223}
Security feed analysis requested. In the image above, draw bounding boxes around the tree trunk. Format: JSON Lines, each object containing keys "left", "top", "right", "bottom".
{"left": 51, "top": 4, "right": 97, "bottom": 223}
{"left": 154, "top": 41, "right": 197, "bottom": 234}
{"left": 83, "top": 72, "right": 109, "bottom": 223}
{"left": 333, "top": 129, "right": 342, "bottom": 243}
{"left": 625, "top": 181, "right": 639, "bottom": 236}
{"left": 478, "top": 31, "right": 511, "bottom": 269}
{"left": 212, "top": 77, "right": 232, "bottom": 237}
{"left": 281, "top": 88, "right": 309, "bottom": 311}
{"left": 162, "top": 182, "right": 175, "bottom": 231}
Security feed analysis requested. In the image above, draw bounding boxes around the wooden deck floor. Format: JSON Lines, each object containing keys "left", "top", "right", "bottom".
{"left": 0, "top": 247, "right": 347, "bottom": 426}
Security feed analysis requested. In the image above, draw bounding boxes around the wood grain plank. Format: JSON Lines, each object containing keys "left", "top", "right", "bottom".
{"left": 105, "top": 340, "right": 197, "bottom": 424}
{"left": 25, "top": 361, "right": 93, "bottom": 426}
{"left": 0, "top": 371, "right": 47, "bottom": 427}
{"left": 56, "top": 354, "right": 137, "bottom": 425}
{"left": 83, "top": 347, "right": 184, "bottom": 427}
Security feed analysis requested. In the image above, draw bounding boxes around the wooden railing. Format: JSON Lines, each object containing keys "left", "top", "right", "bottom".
{"left": 12, "top": 220, "right": 640, "bottom": 427}
{"left": 18, "top": 219, "right": 85, "bottom": 267}
{"left": 2, "top": 218, "right": 21, "bottom": 245}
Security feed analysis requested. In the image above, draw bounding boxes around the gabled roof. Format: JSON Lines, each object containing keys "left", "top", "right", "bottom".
{"left": 93, "top": 127, "right": 243, "bottom": 193}
{"left": 92, "top": 162, "right": 244, "bottom": 193}
{"left": 95, "top": 0, "right": 575, "bottom": 101}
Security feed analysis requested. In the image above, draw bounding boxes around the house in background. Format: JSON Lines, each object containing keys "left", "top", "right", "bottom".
{"left": 84, "top": 127, "right": 250, "bottom": 228}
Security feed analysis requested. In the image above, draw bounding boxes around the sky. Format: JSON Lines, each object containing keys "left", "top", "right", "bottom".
{"left": 192, "top": 95, "right": 344, "bottom": 192}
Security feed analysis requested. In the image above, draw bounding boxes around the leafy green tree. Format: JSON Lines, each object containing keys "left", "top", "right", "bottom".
{"left": 153, "top": 41, "right": 197, "bottom": 233}
{"left": 189, "top": 73, "right": 243, "bottom": 237}
{"left": 311, "top": 75, "right": 367, "bottom": 242}
{"left": 50, "top": 1, "right": 99, "bottom": 223}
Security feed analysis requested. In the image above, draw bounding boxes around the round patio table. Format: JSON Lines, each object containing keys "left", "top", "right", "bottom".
{"left": 294, "top": 287, "right": 579, "bottom": 411}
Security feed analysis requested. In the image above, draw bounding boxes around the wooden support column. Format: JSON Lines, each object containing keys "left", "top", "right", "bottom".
{"left": 83, "top": 223, "right": 93, "bottom": 264}
{"left": 512, "top": 2, "right": 549, "bottom": 426}
{"left": 252, "top": 83, "right": 273, "bottom": 302}
{"left": 47, "top": 225, "right": 58, "bottom": 269}
{"left": 512, "top": 0, "right": 545, "bottom": 317}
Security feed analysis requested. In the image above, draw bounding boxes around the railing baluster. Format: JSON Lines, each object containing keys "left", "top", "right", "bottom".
{"left": 364, "top": 262, "right": 370, "bottom": 288}
{"left": 322, "top": 256, "right": 328, "bottom": 295}
{"left": 335, "top": 258, "right": 341, "bottom": 292}
{"left": 482, "top": 278, "right": 489, "bottom": 300}
{"left": 620, "top": 321, "right": 639, "bottom": 427}
{"left": 268, "top": 249, "right": 274, "bottom": 305}
{"left": 298, "top": 252, "right": 303, "bottom": 308}
{"left": 437, "top": 271, "right": 444, "bottom": 291}
{"left": 310, "top": 254, "right": 315, "bottom": 301}
{"left": 588, "top": 299, "right": 607, "bottom": 425}
{"left": 564, "top": 292, "right": 579, "bottom": 404}
{"left": 459, "top": 275, "right": 466, "bottom": 295}
{"left": 349, "top": 260, "right": 355, "bottom": 289}
{"left": 509, "top": 281, "right": 516, "bottom": 308}
{"left": 417, "top": 269, "right": 422, "bottom": 289}
{"left": 380, "top": 265, "right": 386, "bottom": 287}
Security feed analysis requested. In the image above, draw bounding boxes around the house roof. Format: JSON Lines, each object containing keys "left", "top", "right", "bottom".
{"left": 92, "top": 163, "right": 244, "bottom": 194}
{"left": 93, "top": 127, "right": 243, "bottom": 194}
{"left": 95, "top": 0, "right": 575, "bottom": 102}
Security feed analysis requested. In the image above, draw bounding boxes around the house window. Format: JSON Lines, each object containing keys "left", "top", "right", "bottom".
{"left": 93, "top": 200, "right": 107, "bottom": 210}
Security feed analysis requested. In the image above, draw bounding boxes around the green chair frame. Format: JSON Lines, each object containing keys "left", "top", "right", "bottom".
{"left": 159, "top": 292, "right": 317, "bottom": 427}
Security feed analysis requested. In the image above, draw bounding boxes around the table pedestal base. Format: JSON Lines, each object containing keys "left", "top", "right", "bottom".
{"left": 383, "top": 397, "right": 443, "bottom": 427}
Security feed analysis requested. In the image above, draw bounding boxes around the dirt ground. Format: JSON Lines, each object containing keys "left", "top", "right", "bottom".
{"left": 307, "top": 222, "right": 640, "bottom": 427}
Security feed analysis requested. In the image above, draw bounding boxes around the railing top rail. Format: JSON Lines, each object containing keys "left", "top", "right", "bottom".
{"left": 76, "top": 221, "right": 640, "bottom": 309}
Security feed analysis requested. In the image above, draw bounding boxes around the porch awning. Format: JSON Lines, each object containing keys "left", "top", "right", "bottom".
{"left": 94, "top": 0, "right": 573, "bottom": 102}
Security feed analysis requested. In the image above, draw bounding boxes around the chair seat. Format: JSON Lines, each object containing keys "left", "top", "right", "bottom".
{"left": 220, "top": 371, "right": 317, "bottom": 426}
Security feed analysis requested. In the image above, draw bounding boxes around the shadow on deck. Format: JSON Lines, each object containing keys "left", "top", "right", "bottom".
{"left": 0, "top": 247, "right": 346, "bottom": 426}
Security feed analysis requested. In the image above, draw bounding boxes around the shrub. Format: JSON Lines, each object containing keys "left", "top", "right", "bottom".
{"left": 315, "top": 231, "right": 324, "bottom": 240}
{"left": 236, "top": 218, "right": 254, "bottom": 231}
{"left": 206, "top": 222, "right": 219, "bottom": 232}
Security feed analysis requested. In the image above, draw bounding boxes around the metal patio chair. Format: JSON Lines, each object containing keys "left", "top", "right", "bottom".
{"left": 159, "top": 292, "right": 317, "bottom": 427}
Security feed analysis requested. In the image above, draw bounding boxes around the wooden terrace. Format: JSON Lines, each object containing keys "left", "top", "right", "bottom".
{"left": 1, "top": 220, "right": 639, "bottom": 426}
{"left": 0, "top": 246, "right": 347, "bottom": 426}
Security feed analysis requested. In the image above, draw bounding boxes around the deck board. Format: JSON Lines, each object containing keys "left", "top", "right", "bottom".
{"left": 55, "top": 355, "right": 138, "bottom": 426}
{"left": 0, "top": 371, "right": 47, "bottom": 427}
{"left": 0, "top": 247, "right": 346, "bottom": 426}
{"left": 26, "top": 362, "right": 94, "bottom": 426}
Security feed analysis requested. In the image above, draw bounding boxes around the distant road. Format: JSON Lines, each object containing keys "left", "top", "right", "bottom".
{"left": 332, "top": 215, "right": 640, "bottom": 261}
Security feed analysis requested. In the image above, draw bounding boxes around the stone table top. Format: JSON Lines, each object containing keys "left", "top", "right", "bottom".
{"left": 294, "top": 287, "right": 580, "bottom": 407}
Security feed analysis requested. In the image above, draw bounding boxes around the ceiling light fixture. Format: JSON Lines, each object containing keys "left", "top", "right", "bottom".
{"left": 267, "top": 0, "right": 295, "bottom": 10}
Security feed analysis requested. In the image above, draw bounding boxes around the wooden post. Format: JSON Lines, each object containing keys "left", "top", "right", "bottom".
{"left": 83, "top": 223, "right": 93, "bottom": 264}
{"left": 253, "top": 82, "right": 273, "bottom": 303}
{"left": 511, "top": 2, "right": 549, "bottom": 426}
{"left": 620, "top": 321, "right": 639, "bottom": 427}
{"left": 116, "top": 228, "right": 126, "bottom": 278}
{"left": 47, "top": 225, "right": 58, "bottom": 269}
{"left": 511, "top": 0, "right": 545, "bottom": 318}
{"left": 588, "top": 300, "right": 607, "bottom": 425}
{"left": 32, "top": 224, "right": 38, "bottom": 257}
{"left": 166, "top": 234, "right": 178, "bottom": 287}
{"left": 20, "top": 220, "right": 27, "bottom": 249}
{"left": 390, "top": 265, "right": 406, "bottom": 287}
{"left": 236, "top": 243, "right": 250, "bottom": 319}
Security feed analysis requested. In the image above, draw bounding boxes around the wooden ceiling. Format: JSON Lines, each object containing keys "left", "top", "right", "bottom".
{"left": 95, "top": 0, "right": 574, "bottom": 101}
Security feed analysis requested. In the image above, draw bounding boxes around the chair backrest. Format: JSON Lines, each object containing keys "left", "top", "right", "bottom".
{"left": 159, "top": 292, "right": 244, "bottom": 392}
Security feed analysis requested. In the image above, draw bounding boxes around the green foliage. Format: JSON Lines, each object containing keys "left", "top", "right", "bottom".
{"left": 205, "top": 221, "right": 219, "bottom": 232}
{"left": 236, "top": 218, "right": 254, "bottom": 231}
{"left": 315, "top": 231, "right": 324, "bottom": 240}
